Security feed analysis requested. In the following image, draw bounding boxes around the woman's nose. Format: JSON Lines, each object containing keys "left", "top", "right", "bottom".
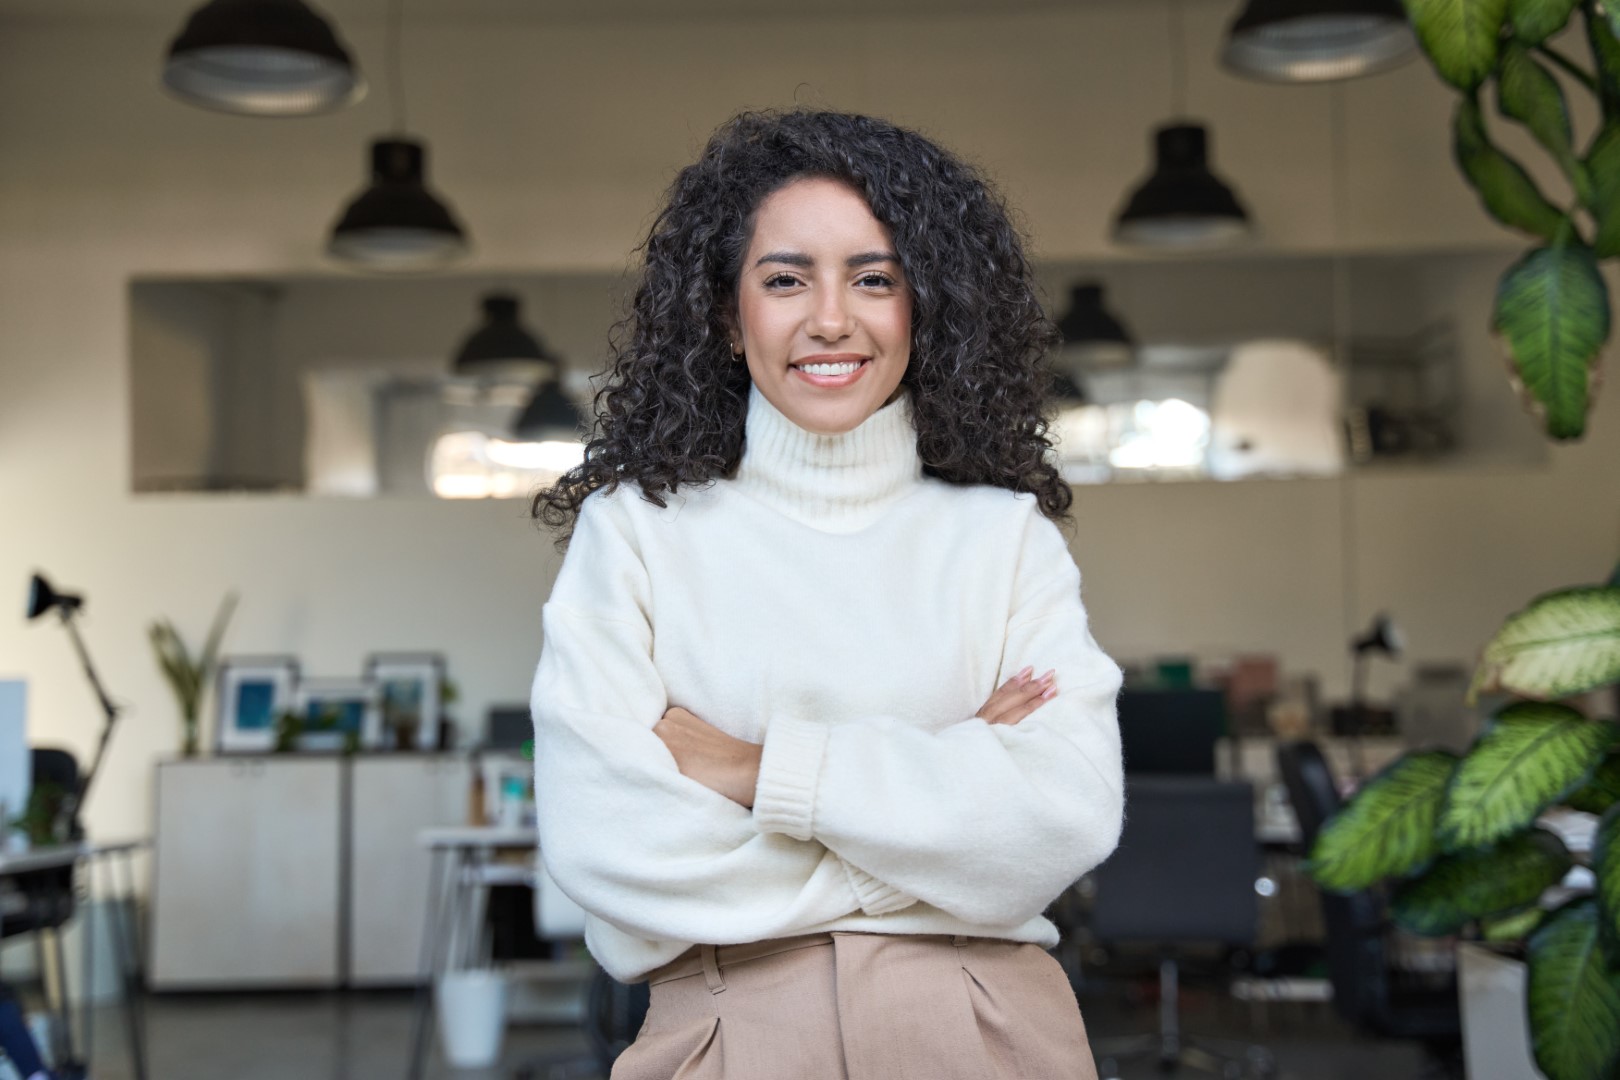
{"left": 808, "top": 289, "right": 854, "bottom": 341}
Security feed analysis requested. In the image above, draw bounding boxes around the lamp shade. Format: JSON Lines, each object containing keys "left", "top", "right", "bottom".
{"left": 453, "top": 295, "right": 552, "bottom": 378}
{"left": 1113, "top": 124, "right": 1252, "bottom": 250}
{"left": 1056, "top": 283, "right": 1135, "bottom": 370}
{"left": 328, "top": 138, "right": 469, "bottom": 270}
{"left": 1222, "top": 0, "right": 1416, "bottom": 82}
{"left": 1352, "top": 613, "right": 1404, "bottom": 658}
{"left": 162, "top": 0, "right": 364, "bottom": 116}
{"left": 26, "top": 573, "right": 82, "bottom": 621}
{"left": 512, "top": 379, "right": 584, "bottom": 443}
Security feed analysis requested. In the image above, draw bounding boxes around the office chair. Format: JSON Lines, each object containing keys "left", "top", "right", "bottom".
{"left": 0, "top": 749, "right": 83, "bottom": 1072}
{"left": 1088, "top": 776, "right": 1276, "bottom": 1080}
{"left": 1276, "top": 742, "right": 1461, "bottom": 1052}
{"left": 512, "top": 861, "right": 647, "bottom": 1080}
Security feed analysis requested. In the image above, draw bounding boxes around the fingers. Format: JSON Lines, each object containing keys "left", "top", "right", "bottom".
{"left": 977, "top": 668, "right": 1058, "bottom": 725}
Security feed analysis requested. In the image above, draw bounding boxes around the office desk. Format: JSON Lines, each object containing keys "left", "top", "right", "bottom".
{"left": 406, "top": 826, "right": 540, "bottom": 1080}
{"left": 0, "top": 838, "right": 148, "bottom": 1080}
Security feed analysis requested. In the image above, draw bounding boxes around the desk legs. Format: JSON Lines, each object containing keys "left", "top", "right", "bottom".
{"left": 93, "top": 850, "right": 148, "bottom": 1080}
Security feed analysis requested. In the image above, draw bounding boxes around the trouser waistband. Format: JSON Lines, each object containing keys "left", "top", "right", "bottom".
{"left": 645, "top": 932, "right": 980, "bottom": 994}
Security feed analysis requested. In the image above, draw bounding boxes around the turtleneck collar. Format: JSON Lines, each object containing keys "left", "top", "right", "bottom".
{"left": 731, "top": 382, "right": 924, "bottom": 533}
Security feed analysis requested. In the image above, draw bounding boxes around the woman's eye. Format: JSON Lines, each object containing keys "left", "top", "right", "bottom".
{"left": 857, "top": 273, "right": 895, "bottom": 288}
{"left": 763, "top": 274, "right": 801, "bottom": 289}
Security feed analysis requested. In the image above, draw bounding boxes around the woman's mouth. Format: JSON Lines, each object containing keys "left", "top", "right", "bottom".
{"left": 790, "top": 358, "right": 870, "bottom": 387}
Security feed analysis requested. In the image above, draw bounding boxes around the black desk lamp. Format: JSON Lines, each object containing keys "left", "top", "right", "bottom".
{"left": 1345, "top": 613, "right": 1404, "bottom": 778}
{"left": 25, "top": 572, "right": 124, "bottom": 834}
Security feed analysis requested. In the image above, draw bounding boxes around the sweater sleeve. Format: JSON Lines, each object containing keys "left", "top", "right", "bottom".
{"left": 751, "top": 506, "right": 1125, "bottom": 927}
{"left": 532, "top": 491, "right": 896, "bottom": 947}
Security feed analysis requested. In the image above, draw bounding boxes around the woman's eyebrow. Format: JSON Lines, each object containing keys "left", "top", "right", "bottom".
{"left": 753, "top": 250, "right": 901, "bottom": 269}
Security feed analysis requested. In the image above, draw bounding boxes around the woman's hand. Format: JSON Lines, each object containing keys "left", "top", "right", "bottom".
{"left": 976, "top": 666, "right": 1057, "bottom": 726}
{"left": 654, "top": 707, "right": 763, "bottom": 808}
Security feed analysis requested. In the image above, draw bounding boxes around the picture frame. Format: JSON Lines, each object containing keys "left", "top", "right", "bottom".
{"left": 363, "top": 653, "right": 445, "bottom": 751}
{"left": 215, "top": 656, "right": 299, "bottom": 754}
{"left": 293, "top": 677, "right": 383, "bottom": 752}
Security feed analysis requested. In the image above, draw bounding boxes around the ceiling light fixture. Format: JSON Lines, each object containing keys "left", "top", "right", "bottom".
{"left": 327, "top": 0, "right": 467, "bottom": 269}
{"left": 162, "top": 0, "right": 365, "bottom": 116}
{"left": 1113, "top": 0, "right": 1253, "bottom": 250}
{"left": 1222, "top": 0, "right": 1417, "bottom": 83}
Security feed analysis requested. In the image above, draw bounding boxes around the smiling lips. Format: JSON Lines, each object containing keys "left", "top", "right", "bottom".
{"left": 791, "top": 354, "right": 870, "bottom": 387}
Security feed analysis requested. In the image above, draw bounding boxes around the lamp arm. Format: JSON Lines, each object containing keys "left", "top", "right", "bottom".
{"left": 59, "top": 610, "right": 122, "bottom": 819}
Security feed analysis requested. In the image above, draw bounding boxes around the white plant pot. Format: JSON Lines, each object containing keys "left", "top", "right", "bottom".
{"left": 1458, "top": 941, "right": 1545, "bottom": 1080}
{"left": 435, "top": 969, "right": 509, "bottom": 1069}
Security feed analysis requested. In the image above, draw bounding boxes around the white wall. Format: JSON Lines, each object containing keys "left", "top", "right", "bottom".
{"left": 2, "top": 2, "right": 1617, "bottom": 863}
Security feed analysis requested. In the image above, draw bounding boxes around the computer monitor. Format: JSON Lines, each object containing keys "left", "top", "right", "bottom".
{"left": 1118, "top": 687, "right": 1226, "bottom": 775}
{"left": 0, "top": 680, "right": 28, "bottom": 829}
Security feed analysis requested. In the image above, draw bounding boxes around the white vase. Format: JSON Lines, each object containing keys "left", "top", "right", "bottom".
{"left": 1458, "top": 941, "right": 1545, "bottom": 1080}
{"left": 435, "top": 969, "right": 509, "bottom": 1069}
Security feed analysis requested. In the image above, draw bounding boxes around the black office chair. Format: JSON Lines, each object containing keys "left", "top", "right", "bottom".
{"left": 1276, "top": 742, "right": 1462, "bottom": 1053}
{"left": 1088, "top": 777, "right": 1275, "bottom": 1079}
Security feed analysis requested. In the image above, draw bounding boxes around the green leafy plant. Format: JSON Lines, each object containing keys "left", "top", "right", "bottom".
{"left": 1404, "top": 0, "right": 1618, "bottom": 439}
{"left": 1310, "top": 571, "right": 1620, "bottom": 1080}
{"left": 147, "top": 592, "right": 237, "bottom": 757}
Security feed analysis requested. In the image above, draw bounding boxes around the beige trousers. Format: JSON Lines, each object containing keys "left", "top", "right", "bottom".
{"left": 611, "top": 932, "right": 1100, "bottom": 1080}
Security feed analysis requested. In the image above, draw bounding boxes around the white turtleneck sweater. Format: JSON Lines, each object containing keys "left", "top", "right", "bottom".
{"left": 531, "top": 384, "right": 1124, "bottom": 982}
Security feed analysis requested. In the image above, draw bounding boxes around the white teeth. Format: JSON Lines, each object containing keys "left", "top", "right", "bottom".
{"left": 797, "top": 361, "right": 862, "bottom": 376}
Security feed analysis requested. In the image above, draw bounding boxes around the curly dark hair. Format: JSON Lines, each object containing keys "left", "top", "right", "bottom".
{"left": 532, "top": 108, "right": 1071, "bottom": 547}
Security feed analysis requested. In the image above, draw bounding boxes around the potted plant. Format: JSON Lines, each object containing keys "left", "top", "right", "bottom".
{"left": 1307, "top": 6, "right": 1620, "bottom": 1077}
{"left": 147, "top": 592, "right": 237, "bottom": 757}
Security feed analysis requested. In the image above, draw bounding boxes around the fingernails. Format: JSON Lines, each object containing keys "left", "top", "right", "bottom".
{"left": 1039, "top": 670, "right": 1055, "bottom": 684}
{"left": 1041, "top": 685, "right": 1058, "bottom": 700}
{"left": 1018, "top": 666, "right": 1034, "bottom": 682}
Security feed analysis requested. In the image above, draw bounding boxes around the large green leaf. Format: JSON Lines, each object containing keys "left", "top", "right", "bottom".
{"left": 1594, "top": 804, "right": 1620, "bottom": 950}
{"left": 1588, "top": 121, "right": 1620, "bottom": 257}
{"left": 1440, "top": 702, "right": 1616, "bottom": 849}
{"left": 1456, "top": 94, "right": 1569, "bottom": 239}
{"left": 1569, "top": 751, "right": 1620, "bottom": 812}
{"left": 1406, "top": 0, "right": 1511, "bottom": 89}
{"left": 1392, "top": 828, "right": 1571, "bottom": 934}
{"left": 1484, "top": 904, "right": 1550, "bottom": 940}
{"left": 1508, "top": 0, "right": 1580, "bottom": 41}
{"left": 1309, "top": 751, "right": 1458, "bottom": 892}
{"left": 1590, "top": 8, "right": 1620, "bottom": 119}
{"left": 1527, "top": 899, "right": 1620, "bottom": 1080}
{"left": 1491, "top": 242, "right": 1611, "bottom": 440}
{"left": 1498, "top": 42, "right": 1594, "bottom": 203}
{"left": 1471, "top": 586, "right": 1620, "bottom": 701}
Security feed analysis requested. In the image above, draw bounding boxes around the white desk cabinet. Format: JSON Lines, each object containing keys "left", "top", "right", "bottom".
{"left": 348, "top": 755, "right": 471, "bottom": 985}
{"left": 150, "top": 758, "right": 343, "bottom": 989}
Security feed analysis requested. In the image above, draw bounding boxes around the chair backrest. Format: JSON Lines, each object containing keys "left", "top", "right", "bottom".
{"left": 1088, "top": 776, "right": 1259, "bottom": 946}
{"left": 1275, "top": 739, "right": 1390, "bottom": 1025}
{"left": 532, "top": 856, "right": 589, "bottom": 941}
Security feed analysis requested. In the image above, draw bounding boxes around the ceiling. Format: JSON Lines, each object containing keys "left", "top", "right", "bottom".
{"left": 0, "top": 0, "right": 1123, "bottom": 24}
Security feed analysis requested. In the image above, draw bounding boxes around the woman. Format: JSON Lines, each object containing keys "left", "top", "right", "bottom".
{"left": 530, "top": 109, "right": 1123, "bottom": 1079}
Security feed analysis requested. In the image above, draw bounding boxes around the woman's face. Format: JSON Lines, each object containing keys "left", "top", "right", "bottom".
{"left": 733, "top": 176, "right": 912, "bottom": 436}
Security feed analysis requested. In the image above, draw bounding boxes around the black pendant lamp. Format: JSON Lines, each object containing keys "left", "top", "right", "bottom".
{"left": 453, "top": 294, "right": 552, "bottom": 379}
{"left": 328, "top": 139, "right": 468, "bottom": 268}
{"left": 1222, "top": 0, "right": 1416, "bottom": 82}
{"left": 162, "top": 0, "right": 365, "bottom": 116}
{"left": 1056, "top": 283, "right": 1136, "bottom": 370}
{"left": 512, "top": 380, "right": 584, "bottom": 444}
{"left": 1113, "top": 124, "right": 1252, "bottom": 249}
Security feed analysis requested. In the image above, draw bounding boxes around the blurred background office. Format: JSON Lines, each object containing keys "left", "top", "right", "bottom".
{"left": 1, "top": 0, "right": 1618, "bottom": 1078}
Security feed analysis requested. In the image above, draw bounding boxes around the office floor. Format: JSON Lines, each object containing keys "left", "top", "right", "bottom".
{"left": 53, "top": 979, "right": 1438, "bottom": 1080}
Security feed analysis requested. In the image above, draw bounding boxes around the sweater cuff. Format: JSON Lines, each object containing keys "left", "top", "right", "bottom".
{"left": 842, "top": 861, "right": 917, "bottom": 916}
{"left": 752, "top": 714, "right": 829, "bottom": 841}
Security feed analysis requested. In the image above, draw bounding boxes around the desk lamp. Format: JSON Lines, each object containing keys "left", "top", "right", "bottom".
{"left": 25, "top": 572, "right": 124, "bottom": 833}
{"left": 1346, "top": 612, "right": 1403, "bottom": 777}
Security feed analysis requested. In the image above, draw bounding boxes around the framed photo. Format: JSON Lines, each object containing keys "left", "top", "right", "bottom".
{"left": 215, "top": 657, "right": 299, "bottom": 754}
{"left": 294, "top": 678, "right": 383, "bottom": 752}
{"left": 364, "top": 653, "right": 445, "bottom": 751}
